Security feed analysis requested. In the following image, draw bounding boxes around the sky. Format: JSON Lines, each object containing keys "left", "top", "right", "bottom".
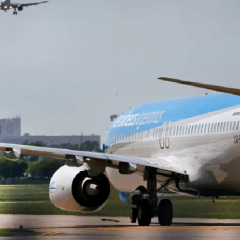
{"left": 1, "top": 0, "right": 240, "bottom": 143}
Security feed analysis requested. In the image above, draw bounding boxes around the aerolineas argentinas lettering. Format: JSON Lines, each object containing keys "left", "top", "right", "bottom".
{"left": 111, "top": 111, "right": 165, "bottom": 129}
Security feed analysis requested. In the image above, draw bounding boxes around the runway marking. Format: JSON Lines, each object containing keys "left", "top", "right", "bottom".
{"left": 86, "top": 226, "right": 240, "bottom": 231}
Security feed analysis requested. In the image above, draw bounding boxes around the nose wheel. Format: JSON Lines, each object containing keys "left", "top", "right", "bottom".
{"left": 13, "top": 10, "right": 17, "bottom": 15}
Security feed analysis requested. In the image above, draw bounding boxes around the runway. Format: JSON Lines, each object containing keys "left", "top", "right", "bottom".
{"left": 0, "top": 215, "right": 240, "bottom": 239}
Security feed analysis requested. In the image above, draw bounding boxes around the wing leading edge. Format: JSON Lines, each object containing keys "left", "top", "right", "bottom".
{"left": 0, "top": 143, "right": 186, "bottom": 176}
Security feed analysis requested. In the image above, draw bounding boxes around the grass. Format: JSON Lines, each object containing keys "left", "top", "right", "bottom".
{"left": 0, "top": 229, "right": 36, "bottom": 237}
{"left": 0, "top": 185, "right": 240, "bottom": 218}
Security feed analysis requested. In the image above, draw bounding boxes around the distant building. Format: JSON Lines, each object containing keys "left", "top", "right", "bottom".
{"left": 0, "top": 117, "right": 101, "bottom": 147}
{"left": 19, "top": 133, "right": 100, "bottom": 146}
{"left": 0, "top": 117, "right": 21, "bottom": 140}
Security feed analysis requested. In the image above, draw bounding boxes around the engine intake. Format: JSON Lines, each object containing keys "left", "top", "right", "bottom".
{"left": 18, "top": 6, "right": 23, "bottom": 11}
{"left": 72, "top": 170, "right": 110, "bottom": 211}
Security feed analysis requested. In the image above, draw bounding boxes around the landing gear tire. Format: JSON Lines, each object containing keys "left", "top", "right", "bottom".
{"left": 130, "top": 208, "right": 137, "bottom": 223}
{"left": 13, "top": 12, "right": 17, "bottom": 15}
{"left": 158, "top": 199, "right": 173, "bottom": 226}
{"left": 137, "top": 199, "right": 152, "bottom": 226}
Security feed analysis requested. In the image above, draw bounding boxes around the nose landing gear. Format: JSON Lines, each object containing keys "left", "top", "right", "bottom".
{"left": 13, "top": 9, "right": 17, "bottom": 15}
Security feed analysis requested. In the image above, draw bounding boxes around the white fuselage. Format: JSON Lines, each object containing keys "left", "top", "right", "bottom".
{"left": 104, "top": 95, "right": 240, "bottom": 197}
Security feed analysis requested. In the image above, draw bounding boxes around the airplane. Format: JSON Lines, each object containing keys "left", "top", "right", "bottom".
{"left": 0, "top": 0, "right": 48, "bottom": 15}
{"left": 1, "top": 77, "right": 240, "bottom": 226}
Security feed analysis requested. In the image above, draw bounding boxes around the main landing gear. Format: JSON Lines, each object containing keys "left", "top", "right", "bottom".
{"left": 130, "top": 168, "right": 174, "bottom": 226}
{"left": 131, "top": 198, "right": 173, "bottom": 226}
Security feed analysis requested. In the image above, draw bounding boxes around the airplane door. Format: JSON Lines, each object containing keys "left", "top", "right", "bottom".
{"left": 159, "top": 122, "right": 171, "bottom": 149}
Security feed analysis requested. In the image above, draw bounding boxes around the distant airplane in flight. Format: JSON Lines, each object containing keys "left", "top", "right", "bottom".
{"left": 0, "top": 0, "right": 48, "bottom": 15}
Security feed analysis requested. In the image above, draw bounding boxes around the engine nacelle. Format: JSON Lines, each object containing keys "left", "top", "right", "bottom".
{"left": 5, "top": 148, "right": 21, "bottom": 161}
{"left": 18, "top": 6, "right": 23, "bottom": 11}
{"left": 49, "top": 165, "right": 110, "bottom": 212}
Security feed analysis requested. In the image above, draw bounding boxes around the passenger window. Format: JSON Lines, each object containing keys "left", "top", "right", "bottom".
{"left": 233, "top": 121, "right": 236, "bottom": 131}
{"left": 208, "top": 123, "right": 211, "bottom": 133}
{"left": 222, "top": 122, "right": 225, "bottom": 132}
{"left": 213, "top": 123, "right": 217, "bottom": 132}
{"left": 181, "top": 126, "right": 184, "bottom": 135}
{"left": 198, "top": 124, "right": 201, "bottom": 134}
{"left": 176, "top": 127, "right": 179, "bottom": 136}
{"left": 210, "top": 123, "right": 214, "bottom": 133}
{"left": 220, "top": 122, "right": 223, "bottom": 132}
{"left": 204, "top": 124, "right": 207, "bottom": 133}
{"left": 188, "top": 125, "right": 191, "bottom": 135}
{"left": 182, "top": 126, "right": 186, "bottom": 135}
{"left": 217, "top": 123, "right": 220, "bottom": 133}
{"left": 179, "top": 126, "right": 182, "bottom": 136}
{"left": 172, "top": 127, "right": 176, "bottom": 136}
{"left": 229, "top": 122, "right": 233, "bottom": 132}
{"left": 237, "top": 121, "right": 240, "bottom": 131}
{"left": 225, "top": 122, "right": 228, "bottom": 132}
{"left": 193, "top": 125, "right": 197, "bottom": 134}
{"left": 191, "top": 125, "right": 195, "bottom": 135}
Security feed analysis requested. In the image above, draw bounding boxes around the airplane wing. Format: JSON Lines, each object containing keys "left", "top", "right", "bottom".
{"left": 158, "top": 77, "right": 240, "bottom": 96}
{"left": 11, "top": 1, "right": 48, "bottom": 8}
{"left": 0, "top": 143, "right": 187, "bottom": 176}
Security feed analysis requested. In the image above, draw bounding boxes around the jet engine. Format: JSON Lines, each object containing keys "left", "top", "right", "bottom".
{"left": 49, "top": 165, "right": 110, "bottom": 212}
{"left": 18, "top": 6, "right": 23, "bottom": 11}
